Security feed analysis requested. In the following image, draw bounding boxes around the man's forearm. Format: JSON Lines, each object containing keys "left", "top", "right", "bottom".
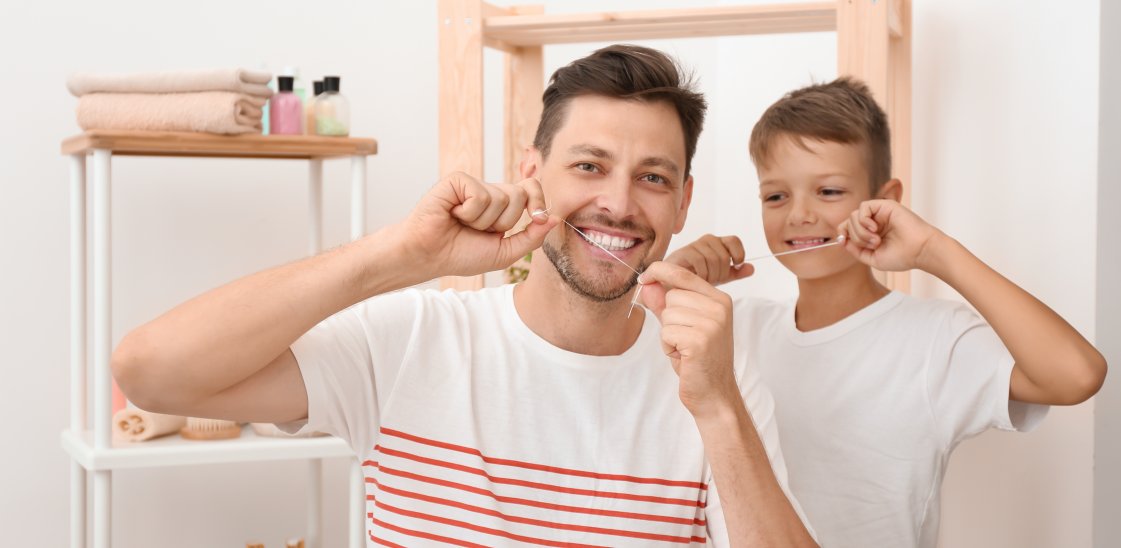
{"left": 695, "top": 396, "right": 816, "bottom": 547}
{"left": 113, "top": 225, "right": 423, "bottom": 407}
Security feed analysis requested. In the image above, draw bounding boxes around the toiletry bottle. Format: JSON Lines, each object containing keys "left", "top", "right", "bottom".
{"left": 269, "top": 76, "right": 304, "bottom": 135}
{"left": 305, "top": 80, "right": 323, "bottom": 135}
{"left": 281, "top": 66, "right": 306, "bottom": 102}
{"left": 315, "top": 76, "right": 350, "bottom": 136}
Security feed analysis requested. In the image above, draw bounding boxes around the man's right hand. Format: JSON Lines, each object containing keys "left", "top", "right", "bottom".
{"left": 397, "top": 172, "right": 561, "bottom": 279}
{"left": 664, "top": 234, "right": 755, "bottom": 287}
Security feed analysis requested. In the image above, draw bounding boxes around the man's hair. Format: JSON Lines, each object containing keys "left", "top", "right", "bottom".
{"left": 749, "top": 77, "right": 891, "bottom": 193}
{"left": 533, "top": 44, "right": 707, "bottom": 179}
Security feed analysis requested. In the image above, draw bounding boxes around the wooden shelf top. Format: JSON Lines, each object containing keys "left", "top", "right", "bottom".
{"left": 61, "top": 130, "right": 378, "bottom": 160}
{"left": 483, "top": 2, "right": 837, "bottom": 46}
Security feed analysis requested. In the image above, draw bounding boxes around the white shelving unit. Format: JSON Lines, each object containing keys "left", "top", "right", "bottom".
{"left": 61, "top": 130, "right": 377, "bottom": 548}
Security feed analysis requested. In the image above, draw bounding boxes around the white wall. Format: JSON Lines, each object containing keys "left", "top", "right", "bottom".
{"left": 1094, "top": 0, "right": 1120, "bottom": 545}
{"left": 0, "top": 1, "right": 1103, "bottom": 547}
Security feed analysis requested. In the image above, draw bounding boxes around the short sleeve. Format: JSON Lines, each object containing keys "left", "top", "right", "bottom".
{"left": 705, "top": 359, "right": 817, "bottom": 545}
{"left": 275, "top": 289, "right": 424, "bottom": 455}
{"left": 926, "top": 305, "right": 1049, "bottom": 445}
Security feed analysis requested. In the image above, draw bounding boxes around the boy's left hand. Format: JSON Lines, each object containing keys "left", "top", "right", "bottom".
{"left": 839, "top": 199, "right": 947, "bottom": 272}
{"left": 636, "top": 261, "right": 742, "bottom": 418}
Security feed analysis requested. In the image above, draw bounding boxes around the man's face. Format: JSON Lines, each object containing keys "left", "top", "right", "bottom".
{"left": 529, "top": 95, "right": 693, "bottom": 302}
{"left": 757, "top": 135, "right": 874, "bottom": 280}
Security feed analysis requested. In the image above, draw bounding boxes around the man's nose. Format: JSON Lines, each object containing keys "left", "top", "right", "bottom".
{"left": 593, "top": 173, "right": 638, "bottom": 219}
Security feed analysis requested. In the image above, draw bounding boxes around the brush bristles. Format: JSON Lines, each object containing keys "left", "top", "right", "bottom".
{"left": 180, "top": 417, "right": 241, "bottom": 440}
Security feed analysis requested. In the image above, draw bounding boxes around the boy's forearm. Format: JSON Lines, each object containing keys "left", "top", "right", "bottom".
{"left": 694, "top": 394, "right": 817, "bottom": 547}
{"left": 113, "top": 225, "right": 424, "bottom": 406}
{"left": 918, "top": 235, "right": 1106, "bottom": 404}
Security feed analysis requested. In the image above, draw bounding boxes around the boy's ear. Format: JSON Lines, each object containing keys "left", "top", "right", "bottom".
{"left": 878, "top": 178, "right": 904, "bottom": 202}
{"left": 519, "top": 146, "right": 540, "bottom": 180}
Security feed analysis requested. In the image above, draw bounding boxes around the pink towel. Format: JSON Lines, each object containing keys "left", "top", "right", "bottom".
{"left": 67, "top": 68, "right": 273, "bottom": 98}
{"left": 77, "top": 92, "right": 267, "bottom": 135}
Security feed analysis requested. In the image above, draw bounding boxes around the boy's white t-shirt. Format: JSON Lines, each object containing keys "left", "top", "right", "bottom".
{"left": 737, "top": 291, "right": 1048, "bottom": 548}
{"left": 282, "top": 285, "right": 809, "bottom": 547}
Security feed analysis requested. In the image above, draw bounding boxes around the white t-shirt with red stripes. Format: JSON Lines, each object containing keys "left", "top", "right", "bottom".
{"left": 285, "top": 285, "right": 808, "bottom": 546}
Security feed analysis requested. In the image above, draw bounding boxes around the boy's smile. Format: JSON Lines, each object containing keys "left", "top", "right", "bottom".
{"left": 757, "top": 135, "right": 872, "bottom": 280}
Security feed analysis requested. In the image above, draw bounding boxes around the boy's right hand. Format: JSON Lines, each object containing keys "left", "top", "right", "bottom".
{"left": 664, "top": 234, "right": 755, "bottom": 287}
{"left": 838, "top": 199, "right": 946, "bottom": 273}
{"left": 396, "top": 172, "right": 561, "bottom": 279}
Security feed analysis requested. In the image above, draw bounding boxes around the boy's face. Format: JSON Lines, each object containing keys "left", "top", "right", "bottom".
{"left": 524, "top": 95, "right": 693, "bottom": 302}
{"left": 757, "top": 135, "right": 874, "bottom": 280}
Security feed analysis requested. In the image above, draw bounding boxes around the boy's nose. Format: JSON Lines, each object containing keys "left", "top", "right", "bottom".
{"left": 787, "top": 197, "right": 817, "bottom": 225}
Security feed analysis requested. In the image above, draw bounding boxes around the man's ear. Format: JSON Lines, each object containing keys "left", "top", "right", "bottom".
{"left": 519, "top": 146, "right": 541, "bottom": 180}
{"left": 878, "top": 178, "right": 904, "bottom": 203}
{"left": 674, "top": 175, "right": 694, "bottom": 234}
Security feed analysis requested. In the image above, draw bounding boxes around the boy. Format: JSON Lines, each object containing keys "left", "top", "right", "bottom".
{"left": 662, "top": 78, "right": 1106, "bottom": 547}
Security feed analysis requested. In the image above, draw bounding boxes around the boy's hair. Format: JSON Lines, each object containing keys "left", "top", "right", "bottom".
{"left": 749, "top": 77, "right": 891, "bottom": 193}
{"left": 533, "top": 44, "right": 708, "bottom": 179}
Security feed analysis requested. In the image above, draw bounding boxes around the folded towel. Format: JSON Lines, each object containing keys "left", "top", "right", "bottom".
{"left": 68, "top": 68, "right": 273, "bottom": 98}
{"left": 77, "top": 92, "right": 267, "bottom": 135}
{"left": 113, "top": 408, "right": 187, "bottom": 442}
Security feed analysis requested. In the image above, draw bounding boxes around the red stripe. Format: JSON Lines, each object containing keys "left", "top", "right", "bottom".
{"left": 369, "top": 514, "right": 487, "bottom": 548}
{"left": 370, "top": 475, "right": 699, "bottom": 544}
{"left": 381, "top": 427, "right": 707, "bottom": 490}
{"left": 364, "top": 460, "right": 706, "bottom": 527}
{"left": 371, "top": 499, "right": 609, "bottom": 548}
{"left": 377, "top": 444, "right": 704, "bottom": 508}
{"left": 366, "top": 530, "right": 407, "bottom": 548}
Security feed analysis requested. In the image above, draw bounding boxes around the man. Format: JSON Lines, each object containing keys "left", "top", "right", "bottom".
{"left": 112, "top": 45, "right": 815, "bottom": 546}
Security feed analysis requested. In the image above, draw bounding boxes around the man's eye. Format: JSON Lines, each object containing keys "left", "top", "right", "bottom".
{"left": 575, "top": 162, "right": 599, "bottom": 173}
{"left": 642, "top": 173, "right": 668, "bottom": 185}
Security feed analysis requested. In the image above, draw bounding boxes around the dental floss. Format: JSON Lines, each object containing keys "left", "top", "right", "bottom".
{"left": 733, "top": 235, "right": 846, "bottom": 267}
{"left": 531, "top": 210, "right": 845, "bottom": 318}
{"left": 532, "top": 208, "right": 645, "bottom": 318}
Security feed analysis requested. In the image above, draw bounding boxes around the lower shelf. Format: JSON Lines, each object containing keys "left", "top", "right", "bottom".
{"left": 62, "top": 425, "right": 353, "bottom": 471}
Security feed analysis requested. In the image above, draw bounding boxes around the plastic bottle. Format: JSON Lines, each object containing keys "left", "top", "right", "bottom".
{"left": 315, "top": 76, "right": 350, "bottom": 136}
{"left": 305, "top": 80, "right": 324, "bottom": 136}
{"left": 269, "top": 76, "right": 304, "bottom": 135}
{"left": 281, "top": 65, "right": 306, "bottom": 101}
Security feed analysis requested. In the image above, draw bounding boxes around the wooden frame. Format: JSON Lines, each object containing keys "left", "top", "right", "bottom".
{"left": 438, "top": 0, "right": 911, "bottom": 292}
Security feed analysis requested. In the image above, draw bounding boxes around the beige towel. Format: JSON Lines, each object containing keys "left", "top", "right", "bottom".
{"left": 113, "top": 408, "right": 187, "bottom": 442}
{"left": 68, "top": 68, "right": 273, "bottom": 98}
{"left": 77, "top": 92, "right": 266, "bottom": 135}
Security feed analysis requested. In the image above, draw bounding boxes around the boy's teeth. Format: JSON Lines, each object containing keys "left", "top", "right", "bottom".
{"left": 579, "top": 229, "right": 637, "bottom": 251}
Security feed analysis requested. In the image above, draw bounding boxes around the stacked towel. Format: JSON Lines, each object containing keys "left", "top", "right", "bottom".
{"left": 77, "top": 92, "right": 267, "bottom": 134}
{"left": 67, "top": 69, "right": 273, "bottom": 135}
{"left": 68, "top": 68, "right": 273, "bottom": 97}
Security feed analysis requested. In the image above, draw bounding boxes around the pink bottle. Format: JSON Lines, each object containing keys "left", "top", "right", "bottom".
{"left": 269, "top": 76, "right": 304, "bottom": 135}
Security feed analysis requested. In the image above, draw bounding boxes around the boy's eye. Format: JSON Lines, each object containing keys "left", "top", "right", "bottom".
{"left": 761, "top": 193, "right": 786, "bottom": 202}
{"left": 820, "top": 188, "right": 846, "bottom": 197}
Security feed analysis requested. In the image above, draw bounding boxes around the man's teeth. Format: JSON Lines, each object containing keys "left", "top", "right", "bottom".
{"left": 579, "top": 229, "right": 638, "bottom": 251}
